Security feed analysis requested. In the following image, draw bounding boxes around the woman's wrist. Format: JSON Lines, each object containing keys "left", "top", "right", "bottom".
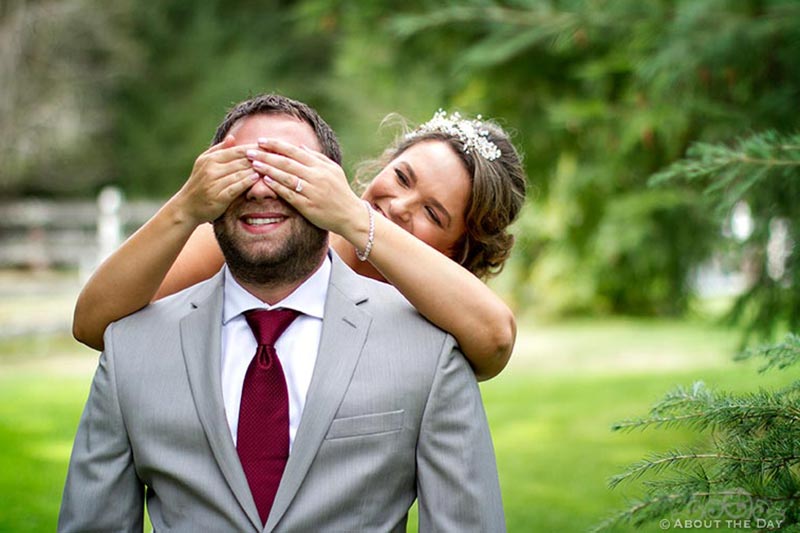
{"left": 335, "top": 194, "right": 370, "bottom": 245}
{"left": 163, "top": 191, "right": 206, "bottom": 230}
{"left": 354, "top": 201, "right": 375, "bottom": 261}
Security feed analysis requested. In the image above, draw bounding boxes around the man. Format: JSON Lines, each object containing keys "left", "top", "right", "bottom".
{"left": 59, "top": 94, "right": 504, "bottom": 532}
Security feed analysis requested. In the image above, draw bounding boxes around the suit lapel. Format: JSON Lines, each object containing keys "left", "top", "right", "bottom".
{"left": 265, "top": 254, "right": 372, "bottom": 531}
{"left": 180, "top": 271, "right": 263, "bottom": 531}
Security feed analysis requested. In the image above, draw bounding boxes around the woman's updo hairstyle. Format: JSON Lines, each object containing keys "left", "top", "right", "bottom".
{"left": 357, "top": 111, "right": 527, "bottom": 280}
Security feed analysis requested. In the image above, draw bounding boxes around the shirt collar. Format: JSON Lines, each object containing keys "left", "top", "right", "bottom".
{"left": 222, "top": 254, "right": 331, "bottom": 324}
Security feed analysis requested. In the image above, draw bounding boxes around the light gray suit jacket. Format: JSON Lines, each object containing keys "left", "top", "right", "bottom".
{"left": 59, "top": 252, "right": 504, "bottom": 532}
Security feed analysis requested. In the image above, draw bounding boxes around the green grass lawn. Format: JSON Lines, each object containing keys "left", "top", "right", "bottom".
{"left": 0, "top": 318, "right": 793, "bottom": 532}
{"left": 0, "top": 336, "right": 97, "bottom": 533}
{"left": 482, "top": 368, "right": 793, "bottom": 533}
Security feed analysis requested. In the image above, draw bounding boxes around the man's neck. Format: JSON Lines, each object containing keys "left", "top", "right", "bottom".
{"left": 232, "top": 249, "right": 328, "bottom": 305}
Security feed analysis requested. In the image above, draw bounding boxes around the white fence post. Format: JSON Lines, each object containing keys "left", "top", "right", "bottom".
{"left": 97, "top": 186, "right": 123, "bottom": 263}
{"left": 0, "top": 195, "right": 159, "bottom": 273}
{"left": 78, "top": 186, "right": 124, "bottom": 283}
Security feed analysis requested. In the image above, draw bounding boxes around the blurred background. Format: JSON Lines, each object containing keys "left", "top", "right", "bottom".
{"left": 1, "top": 0, "right": 798, "bottom": 531}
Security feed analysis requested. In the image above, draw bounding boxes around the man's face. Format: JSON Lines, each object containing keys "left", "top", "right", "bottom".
{"left": 214, "top": 113, "right": 328, "bottom": 286}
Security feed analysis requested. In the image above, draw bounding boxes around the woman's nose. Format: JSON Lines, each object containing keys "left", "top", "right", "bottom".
{"left": 388, "top": 196, "right": 413, "bottom": 226}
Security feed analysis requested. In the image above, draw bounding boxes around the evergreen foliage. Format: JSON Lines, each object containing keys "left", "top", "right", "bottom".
{"left": 373, "top": 0, "right": 800, "bottom": 316}
{"left": 596, "top": 353, "right": 800, "bottom": 531}
{"left": 655, "top": 132, "right": 800, "bottom": 345}
{"left": 598, "top": 133, "right": 800, "bottom": 531}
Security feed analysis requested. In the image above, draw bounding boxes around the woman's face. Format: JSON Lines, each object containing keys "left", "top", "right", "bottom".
{"left": 363, "top": 140, "right": 471, "bottom": 258}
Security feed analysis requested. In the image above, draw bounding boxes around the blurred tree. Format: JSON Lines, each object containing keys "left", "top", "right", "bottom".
{"left": 0, "top": 0, "right": 138, "bottom": 197}
{"left": 376, "top": 0, "right": 800, "bottom": 316}
{"left": 650, "top": 131, "right": 800, "bottom": 344}
{"left": 113, "top": 0, "right": 336, "bottom": 197}
{"left": 597, "top": 132, "right": 800, "bottom": 530}
{"left": 5, "top": 0, "right": 798, "bottom": 322}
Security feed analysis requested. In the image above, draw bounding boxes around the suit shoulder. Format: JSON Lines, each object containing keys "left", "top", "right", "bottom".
{"left": 357, "top": 275, "right": 424, "bottom": 317}
{"left": 351, "top": 275, "right": 458, "bottom": 347}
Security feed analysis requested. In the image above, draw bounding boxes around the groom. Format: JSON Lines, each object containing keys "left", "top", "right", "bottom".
{"left": 58, "top": 94, "right": 504, "bottom": 532}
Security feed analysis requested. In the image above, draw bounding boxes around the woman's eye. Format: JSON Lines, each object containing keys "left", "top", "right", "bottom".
{"left": 394, "top": 169, "right": 409, "bottom": 186}
{"left": 426, "top": 207, "right": 442, "bottom": 227}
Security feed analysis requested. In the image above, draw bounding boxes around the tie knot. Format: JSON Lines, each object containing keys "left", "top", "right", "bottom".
{"left": 244, "top": 308, "right": 300, "bottom": 347}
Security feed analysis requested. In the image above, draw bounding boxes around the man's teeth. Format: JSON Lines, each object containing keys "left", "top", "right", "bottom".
{"left": 245, "top": 217, "right": 282, "bottom": 226}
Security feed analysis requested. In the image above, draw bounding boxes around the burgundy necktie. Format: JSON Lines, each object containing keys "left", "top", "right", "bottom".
{"left": 238, "top": 308, "right": 299, "bottom": 525}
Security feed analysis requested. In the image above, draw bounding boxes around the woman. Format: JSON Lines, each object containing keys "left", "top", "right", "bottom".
{"left": 73, "top": 109, "right": 527, "bottom": 380}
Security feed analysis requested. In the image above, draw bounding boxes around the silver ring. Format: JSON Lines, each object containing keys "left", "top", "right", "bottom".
{"left": 295, "top": 178, "right": 304, "bottom": 193}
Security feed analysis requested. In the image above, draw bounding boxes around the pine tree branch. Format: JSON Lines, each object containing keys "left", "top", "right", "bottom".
{"left": 613, "top": 381, "right": 800, "bottom": 433}
{"left": 590, "top": 493, "right": 690, "bottom": 532}
{"left": 610, "top": 451, "right": 800, "bottom": 488}
{"left": 615, "top": 408, "right": 800, "bottom": 431}
{"left": 648, "top": 131, "right": 800, "bottom": 197}
{"left": 592, "top": 489, "right": 800, "bottom": 532}
{"left": 735, "top": 333, "right": 800, "bottom": 372}
{"left": 735, "top": 155, "right": 800, "bottom": 167}
{"left": 613, "top": 400, "right": 800, "bottom": 432}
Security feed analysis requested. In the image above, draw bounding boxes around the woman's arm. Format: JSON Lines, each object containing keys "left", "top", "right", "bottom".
{"left": 342, "top": 216, "right": 515, "bottom": 380}
{"left": 153, "top": 223, "right": 223, "bottom": 300}
{"left": 250, "top": 139, "right": 516, "bottom": 380}
{"left": 72, "top": 136, "right": 257, "bottom": 350}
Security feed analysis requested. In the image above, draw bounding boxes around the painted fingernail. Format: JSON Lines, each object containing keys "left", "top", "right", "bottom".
{"left": 248, "top": 172, "right": 260, "bottom": 181}
{"left": 252, "top": 160, "right": 268, "bottom": 171}
{"left": 257, "top": 137, "right": 269, "bottom": 145}
{"left": 263, "top": 175, "right": 275, "bottom": 184}
{"left": 246, "top": 149, "right": 259, "bottom": 160}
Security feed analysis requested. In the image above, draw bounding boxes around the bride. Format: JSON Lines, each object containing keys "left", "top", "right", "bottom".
{"left": 73, "top": 105, "right": 527, "bottom": 380}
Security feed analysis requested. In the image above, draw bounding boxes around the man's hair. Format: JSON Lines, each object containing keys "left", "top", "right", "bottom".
{"left": 211, "top": 93, "right": 342, "bottom": 164}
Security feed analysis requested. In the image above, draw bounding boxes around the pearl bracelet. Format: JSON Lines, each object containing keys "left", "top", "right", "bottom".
{"left": 355, "top": 200, "right": 374, "bottom": 262}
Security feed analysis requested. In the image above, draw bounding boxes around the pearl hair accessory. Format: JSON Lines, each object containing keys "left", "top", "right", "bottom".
{"left": 405, "top": 109, "right": 502, "bottom": 161}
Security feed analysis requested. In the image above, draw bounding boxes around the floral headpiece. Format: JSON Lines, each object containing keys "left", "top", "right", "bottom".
{"left": 405, "top": 109, "right": 502, "bottom": 162}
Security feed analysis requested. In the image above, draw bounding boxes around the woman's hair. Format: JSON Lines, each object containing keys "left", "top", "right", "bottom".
{"left": 356, "top": 112, "right": 527, "bottom": 280}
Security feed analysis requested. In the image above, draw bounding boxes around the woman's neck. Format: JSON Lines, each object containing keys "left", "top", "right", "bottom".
{"left": 330, "top": 234, "right": 386, "bottom": 283}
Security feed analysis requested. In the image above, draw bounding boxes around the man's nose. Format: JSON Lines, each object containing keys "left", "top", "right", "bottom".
{"left": 246, "top": 176, "right": 279, "bottom": 202}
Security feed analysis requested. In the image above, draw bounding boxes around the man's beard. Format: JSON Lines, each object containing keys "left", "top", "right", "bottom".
{"left": 214, "top": 212, "right": 328, "bottom": 287}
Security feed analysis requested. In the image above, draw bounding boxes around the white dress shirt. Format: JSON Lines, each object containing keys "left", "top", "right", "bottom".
{"left": 220, "top": 257, "right": 330, "bottom": 450}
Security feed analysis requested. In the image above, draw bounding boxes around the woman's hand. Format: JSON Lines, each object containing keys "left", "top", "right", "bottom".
{"left": 171, "top": 135, "right": 261, "bottom": 225}
{"left": 248, "top": 138, "right": 367, "bottom": 241}
{"left": 72, "top": 137, "right": 249, "bottom": 350}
